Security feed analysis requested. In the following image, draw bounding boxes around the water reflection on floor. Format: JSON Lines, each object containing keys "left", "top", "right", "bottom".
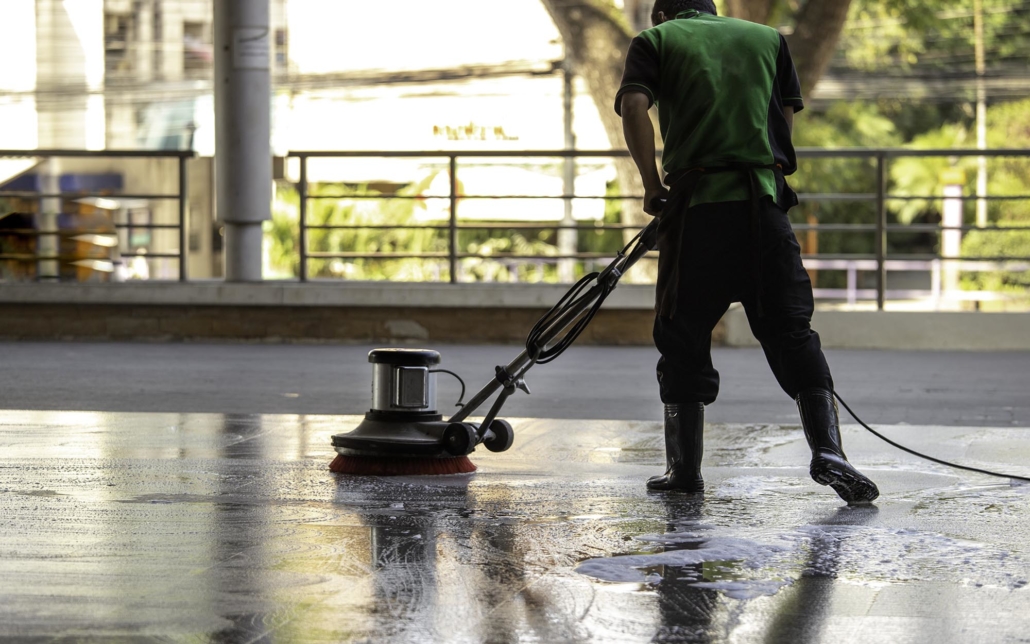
{"left": 1, "top": 411, "right": 1029, "bottom": 642}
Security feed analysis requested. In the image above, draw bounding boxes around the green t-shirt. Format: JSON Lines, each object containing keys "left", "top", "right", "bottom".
{"left": 615, "top": 10, "right": 804, "bottom": 207}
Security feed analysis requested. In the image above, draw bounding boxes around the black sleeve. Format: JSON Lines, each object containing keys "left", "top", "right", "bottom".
{"left": 614, "top": 36, "right": 661, "bottom": 116}
{"left": 776, "top": 33, "right": 804, "bottom": 112}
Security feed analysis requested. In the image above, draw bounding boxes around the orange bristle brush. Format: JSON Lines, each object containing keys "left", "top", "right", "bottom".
{"left": 329, "top": 454, "right": 477, "bottom": 476}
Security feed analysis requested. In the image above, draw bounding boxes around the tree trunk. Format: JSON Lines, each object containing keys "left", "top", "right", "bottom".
{"left": 541, "top": 0, "right": 854, "bottom": 235}
{"left": 723, "top": 0, "right": 778, "bottom": 24}
{"left": 787, "top": 0, "right": 854, "bottom": 98}
{"left": 540, "top": 0, "right": 659, "bottom": 261}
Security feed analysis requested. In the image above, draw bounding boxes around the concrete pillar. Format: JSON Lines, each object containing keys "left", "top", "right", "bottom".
{"left": 214, "top": 0, "right": 271, "bottom": 282}
{"left": 35, "top": 0, "right": 96, "bottom": 280}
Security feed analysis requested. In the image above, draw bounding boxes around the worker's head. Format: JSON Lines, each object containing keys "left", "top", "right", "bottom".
{"left": 650, "top": 0, "right": 717, "bottom": 26}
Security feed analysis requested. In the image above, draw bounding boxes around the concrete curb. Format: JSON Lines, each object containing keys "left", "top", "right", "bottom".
{"left": 0, "top": 281, "right": 658, "bottom": 310}
{"left": 723, "top": 306, "right": 1030, "bottom": 351}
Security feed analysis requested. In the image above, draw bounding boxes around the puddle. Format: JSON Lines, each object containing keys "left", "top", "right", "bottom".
{"left": 576, "top": 526, "right": 796, "bottom": 600}
{"left": 577, "top": 515, "right": 1026, "bottom": 598}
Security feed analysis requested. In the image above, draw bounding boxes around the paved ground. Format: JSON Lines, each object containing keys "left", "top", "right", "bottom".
{"left": 1, "top": 342, "right": 1029, "bottom": 426}
{"left": 2, "top": 342, "right": 1029, "bottom": 642}
{"left": 1, "top": 410, "right": 1029, "bottom": 642}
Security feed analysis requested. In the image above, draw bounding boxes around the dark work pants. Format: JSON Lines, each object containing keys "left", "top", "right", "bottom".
{"left": 653, "top": 198, "right": 833, "bottom": 404}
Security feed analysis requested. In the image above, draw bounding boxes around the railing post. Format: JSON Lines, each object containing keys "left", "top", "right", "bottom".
{"left": 449, "top": 155, "right": 458, "bottom": 284}
{"left": 178, "top": 155, "right": 188, "bottom": 282}
{"left": 875, "top": 153, "right": 887, "bottom": 311}
{"left": 298, "top": 155, "right": 308, "bottom": 282}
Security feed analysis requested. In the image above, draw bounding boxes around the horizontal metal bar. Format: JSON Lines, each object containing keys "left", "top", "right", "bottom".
{"left": 113, "top": 224, "right": 183, "bottom": 230}
{"left": 304, "top": 250, "right": 1024, "bottom": 263}
{"left": 792, "top": 224, "right": 1029, "bottom": 233}
{"left": 812, "top": 288, "right": 1023, "bottom": 302}
{"left": 886, "top": 194, "right": 1030, "bottom": 201}
{"left": 302, "top": 223, "right": 644, "bottom": 231}
{"left": 792, "top": 224, "right": 878, "bottom": 232}
{"left": 304, "top": 194, "right": 645, "bottom": 201}
{"left": 803, "top": 254, "right": 1030, "bottom": 262}
{"left": 0, "top": 149, "right": 195, "bottom": 159}
{"left": 307, "top": 252, "right": 449, "bottom": 260}
{"left": 0, "top": 253, "right": 181, "bottom": 261}
{"left": 288, "top": 148, "right": 1030, "bottom": 160}
{"left": 289, "top": 150, "right": 636, "bottom": 158}
{"left": 455, "top": 253, "right": 657, "bottom": 261}
{"left": 302, "top": 192, "right": 1030, "bottom": 203}
{"left": 796, "top": 193, "right": 877, "bottom": 202}
{"left": 0, "top": 225, "right": 180, "bottom": 235}
{"left": 304, "top": 224, "right": 451, "bottom": 231}
{"left": 795, "top": 148, "right": 1030, "bottom": 158}
{"left": 886, "top": 224, "right": 1030, "bottom": 232}
{"left": 305, "top": 253, "right": 658, "bottom": 261}
{"left": 0, "top": 192, "right": 183, "bottom": 200}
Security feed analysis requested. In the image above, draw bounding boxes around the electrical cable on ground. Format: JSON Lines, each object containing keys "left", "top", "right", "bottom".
{"left": 834, "top": 391, "right": 1030, "bottom": 484}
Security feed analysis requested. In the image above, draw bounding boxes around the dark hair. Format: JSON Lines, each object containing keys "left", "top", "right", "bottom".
{"left": 650, "top": 0, "right": 717, "bottom": 24}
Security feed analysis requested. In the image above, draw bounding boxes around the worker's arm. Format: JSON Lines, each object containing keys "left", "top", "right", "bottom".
{"left": 776, "top": 34, "right": 803, "bottom": 140}
{"left": 620, "top": 92, "right": 667, "bottom": 216}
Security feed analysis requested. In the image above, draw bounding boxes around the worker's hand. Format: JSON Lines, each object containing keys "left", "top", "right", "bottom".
{"left": 643, "top": 186, "right": 670, "bottom": 217}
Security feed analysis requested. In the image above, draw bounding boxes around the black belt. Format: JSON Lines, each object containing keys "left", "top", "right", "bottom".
{"left": 657, "top": 163, "right": 782, "bottom": 319}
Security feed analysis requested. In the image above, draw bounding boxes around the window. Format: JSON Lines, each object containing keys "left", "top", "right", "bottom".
{"left": 275, "top": 28, "right": 288, "bottom": 69}
{"left": 104, "top": 13, "right": 133, "bottom": 77}
{"left": 183, "top": 22, "right": 213, "bottom": 76}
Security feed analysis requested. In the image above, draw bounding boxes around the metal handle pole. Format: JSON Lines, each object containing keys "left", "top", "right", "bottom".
{"left": 448, "top": 221, "right": 657, "bottom": 424}
{"left": 298, "top": 155, "right": 308, "bottom": 281}
{"left": 876, "top": 153, "right": 887, "bottom": 311}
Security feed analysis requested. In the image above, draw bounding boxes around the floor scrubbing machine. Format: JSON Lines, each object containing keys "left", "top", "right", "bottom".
{"left": 329, "top": 217, "right": 660, "bottom": 475}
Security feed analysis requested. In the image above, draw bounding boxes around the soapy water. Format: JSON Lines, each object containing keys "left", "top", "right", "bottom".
{"left": 576, "top": 520, "right": 1024, "bottom": 600}
{"left": 576, "top": 533, "right": 796, "bottom": 599}
{"left": 576, "top": 476, "right": 1028, "bottom": 600}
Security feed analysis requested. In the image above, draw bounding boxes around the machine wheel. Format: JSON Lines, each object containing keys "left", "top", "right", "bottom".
{"left": 443, "top": 422, "right": 478, "bottom": 456}
{"left": 484, "top": 419, "right": 515, "bottom": 453}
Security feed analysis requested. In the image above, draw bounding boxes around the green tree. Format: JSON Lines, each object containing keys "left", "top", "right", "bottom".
{"left": 961, "top": 98, "right": 1030, "bottom": 302}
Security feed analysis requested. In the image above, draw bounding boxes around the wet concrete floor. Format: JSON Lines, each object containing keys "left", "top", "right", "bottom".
{"left": 2, "top": 411, "right": 1029, "bottom": 642}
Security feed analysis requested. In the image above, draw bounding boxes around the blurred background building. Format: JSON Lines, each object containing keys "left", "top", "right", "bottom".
{"left": 1, "top": 0, "right": 1028, "bottom": 311}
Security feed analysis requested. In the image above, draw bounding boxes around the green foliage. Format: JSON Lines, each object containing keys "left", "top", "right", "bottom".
{"left": 267, "top": 176, "right": 450, "bottom": 281}
{"left": 959, "top": 97, "right": 1030, "bottom": 299}
{"left": 889, "top": 124, "right": 977, "bottom": 225}
{"left": 961, "top": 227, "right": 1030, "bottom": 300}
{"left": 843, "top": 0, "right": 1030, "bottom": 75}
{"left": 265, "top": 173, "right": 623, "bottom": 283}
{"left": 790, "top": 103, "right": 901, "bottom": 283}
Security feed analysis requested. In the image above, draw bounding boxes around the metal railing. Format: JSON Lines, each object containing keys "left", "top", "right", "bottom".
{"left": 289, "top": 148, "right": 1030, "bottom": 309}
{"left": 0, "top": 149, "right": 193, "bottom": 281}
{"left": 792, "top": 147, "right": 1030, "bottom": 309}
{"left": 291, "top": 150, "right": 644, "bottom": 284}
{"left": 3, "top": 148, "right": 1026, "bottom": 308}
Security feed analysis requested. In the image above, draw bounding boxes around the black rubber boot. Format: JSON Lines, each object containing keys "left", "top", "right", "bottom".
{"left": 796, "top": 389, "right": 879, "bottom": 505}
{"left": 647, "top": 403, "right": 705, "bottom": 493}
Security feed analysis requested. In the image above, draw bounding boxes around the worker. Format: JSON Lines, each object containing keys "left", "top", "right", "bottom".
{"left": 617, "top": 0, "right": 879, "bottom": 504}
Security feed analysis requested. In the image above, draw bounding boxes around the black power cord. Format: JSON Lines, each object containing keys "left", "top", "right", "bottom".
{"left": 525, "top": 271, "right": 613, "bottom": 364}
{"left": 525, "top": 229, "right": 648, "bottom": 365}
{"left": 835, "top": 391, "right": 1030, "bottom": 484}
{"left": 430, "top": 369, "right": 466, "bottom": 408}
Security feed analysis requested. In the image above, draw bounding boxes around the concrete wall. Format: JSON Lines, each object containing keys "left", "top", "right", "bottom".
{"left": 0, "top": 283, "right": 661, "bottom": 344}
{"left": 2, "top": 283, "right": 1028, "bottom": 349}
